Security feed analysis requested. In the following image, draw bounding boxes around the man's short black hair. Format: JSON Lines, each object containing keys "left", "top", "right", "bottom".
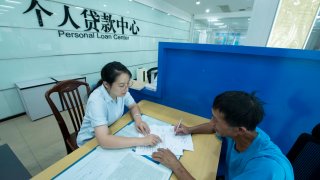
{"left": 212, "top": 91, "right": 265, "bottom": 131}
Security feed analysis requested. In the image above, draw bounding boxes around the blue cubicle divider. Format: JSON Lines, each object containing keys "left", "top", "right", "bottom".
{"left": 130, "top": 42, "right": 320, "bottom": 154}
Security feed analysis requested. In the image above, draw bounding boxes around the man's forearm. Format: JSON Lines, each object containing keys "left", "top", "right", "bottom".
{"left": 188, "top": 122, "right": 215, "bottom": 134}
{"left": 172, "top": 162, "right": 195, "bottom": 180}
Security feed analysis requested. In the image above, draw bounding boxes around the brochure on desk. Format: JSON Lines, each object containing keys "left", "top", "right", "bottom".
{"left": 53, "top": 115, "right": 191, "bottom": 180}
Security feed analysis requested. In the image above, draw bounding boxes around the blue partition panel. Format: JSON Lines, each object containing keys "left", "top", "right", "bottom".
{"left": 130, "top": 42, "right": 320, "bottom": 154}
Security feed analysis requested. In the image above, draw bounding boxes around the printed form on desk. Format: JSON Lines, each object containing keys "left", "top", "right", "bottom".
{"left": 54, "top": 147, "right": 171, "bottom": 180}
{"left": 54, "top": 115, "right": 193, "bottom": 180}
{"left": 115, "top": 114, "right": 194, "bottom": 155}
{"left": 116, "top": 115, "right": 193, "bottom": 156}
{"left": 135, "top": 125, "right": 194, "bottom": 155}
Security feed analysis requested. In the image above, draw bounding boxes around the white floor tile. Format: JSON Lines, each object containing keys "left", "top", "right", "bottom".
{"left": 0, "top": 114, "right": 68, "bottom": 177}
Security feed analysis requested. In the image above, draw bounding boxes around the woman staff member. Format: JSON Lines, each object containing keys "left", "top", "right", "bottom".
{"left": 77, "top": 61, "right": 161, "bottom": 148}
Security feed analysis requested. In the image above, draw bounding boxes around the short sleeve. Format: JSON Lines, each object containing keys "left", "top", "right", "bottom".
{"left": 85, "top": 99, "right": 108, "bottom": 127}
{"left": 233, "top": 157, "right": 286, "bottom": 180}
{"left": 124, "top": 92, "right": 136, "bottom": 107}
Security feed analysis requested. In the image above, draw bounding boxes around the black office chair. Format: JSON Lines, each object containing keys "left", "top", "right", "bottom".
{"left": 286, "top": 123, "right": 320, "bottom": 180}
{"left": 312, "top": 123, "right": 320, "bottom": 139}
{"left": 147, "top": 67, "right": 158, "bottom": 83}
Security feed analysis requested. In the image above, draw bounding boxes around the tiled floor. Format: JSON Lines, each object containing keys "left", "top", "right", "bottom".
{"left": 0, "top": 111, "right": 75, "bottom": 177}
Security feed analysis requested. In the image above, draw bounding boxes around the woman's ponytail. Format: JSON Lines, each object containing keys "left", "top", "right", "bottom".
{"left": 89, "top": 79, "right": 103, "bottom": 96}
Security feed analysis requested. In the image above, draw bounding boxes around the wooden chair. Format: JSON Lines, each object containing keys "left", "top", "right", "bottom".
{"left": 45, "top": 80, "right": 90, "bottom": 154}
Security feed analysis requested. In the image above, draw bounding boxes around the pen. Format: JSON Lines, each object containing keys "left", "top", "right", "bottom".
{"left": 175, "top": 118, "right": 182, "bottom": 135}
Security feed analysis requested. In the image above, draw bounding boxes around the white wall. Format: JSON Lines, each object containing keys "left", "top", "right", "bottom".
{"left": 244, "top": 0, "right": 280, "bottom": 46}
{"left": 0, "top": 0, "right": 191, "bottom": 120}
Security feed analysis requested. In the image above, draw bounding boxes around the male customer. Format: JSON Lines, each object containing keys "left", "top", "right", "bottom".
{"left": 152, "top": 91, "right": 294, "bottom": 180}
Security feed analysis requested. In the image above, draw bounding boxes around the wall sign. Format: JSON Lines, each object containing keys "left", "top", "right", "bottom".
{"left": 23, "top": 0, "right": 140, "bottom": 40}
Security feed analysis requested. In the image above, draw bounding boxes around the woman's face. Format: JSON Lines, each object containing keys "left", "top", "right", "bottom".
{"left": 106, "top": 73, "right": 131, "bottom": 99}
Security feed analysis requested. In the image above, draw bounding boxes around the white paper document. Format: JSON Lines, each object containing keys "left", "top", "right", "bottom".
{"left": 54, "top": 147, "right": 171, "bottom": 180}
{"left": 54, "top": 115, "right": 190, "bottom": 179}
{"left": 135, "top": 125, "right": 194, "bottom": 155}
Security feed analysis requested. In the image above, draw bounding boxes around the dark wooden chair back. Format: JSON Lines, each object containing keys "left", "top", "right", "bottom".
{"left": 45, "top": 80, "right": 90, "bottom": 154}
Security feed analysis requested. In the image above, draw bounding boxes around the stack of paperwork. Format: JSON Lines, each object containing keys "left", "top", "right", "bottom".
{"left": 54, "top": 115, "right": 192, "bottom": 179}
{"left": 136, "top": 125, "right": 194, "bottom": 155}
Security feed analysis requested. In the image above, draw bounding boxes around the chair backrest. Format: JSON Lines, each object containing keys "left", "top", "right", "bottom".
{"left": 312, "top": 123, "right": 320, "bottom": 140}
{"left": 45, "top": 80, "right": 90, "bottom": 153}
{"left": 147, "top": 67, "right": 158, "bottom": 83}
{"left": 287, "top": 123, "right": 320, "bottom": 179}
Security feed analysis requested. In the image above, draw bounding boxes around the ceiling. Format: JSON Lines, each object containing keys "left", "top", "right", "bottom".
{"left": 196, "top": 17, "right": 251, "bottom": 30}
{"left": 160, "top": 0, "right": 254, "bottom": 30}
{"left": 162, "top": 0, "right": 255, "bottom": 15}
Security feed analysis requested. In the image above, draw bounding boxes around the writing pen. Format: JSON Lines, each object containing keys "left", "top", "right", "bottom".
{"left": 175, "top": 118, "right": 183, "bottom": 135}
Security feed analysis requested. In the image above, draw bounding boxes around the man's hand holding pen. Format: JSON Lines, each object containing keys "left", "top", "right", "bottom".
{"left": 174, "top": 119, "right": 190, "bottom": 135}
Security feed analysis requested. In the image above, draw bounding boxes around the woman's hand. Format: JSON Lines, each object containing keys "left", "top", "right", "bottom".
{"left": 142, "top": 134, "right": 161, "bottom": 146}
{"left": 135, "top": 121, "right": 150, "bottom": 135}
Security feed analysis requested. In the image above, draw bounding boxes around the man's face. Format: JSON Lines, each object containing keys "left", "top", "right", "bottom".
{"left": 211, "top": 108, "right": 237, "bottom": 137}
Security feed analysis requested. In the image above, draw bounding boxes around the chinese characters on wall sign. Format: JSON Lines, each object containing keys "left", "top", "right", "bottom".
{"left": 23, "top": 0, "right": 140, "bottom": 40}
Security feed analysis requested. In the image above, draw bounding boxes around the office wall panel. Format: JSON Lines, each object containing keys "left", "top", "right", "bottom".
{"left": 49, "top": 0, "right": 190, "bottom": 30}
{"left": 0, "top": 0, "right": 190, "bottom": 120}
{"left": 0, "top": 92, "right": 12, "bottom": 119}
{"left": 0, "top": 27, "right": 186, "bottom": 59}
{"left": 0, "top": 50, "right": 160, "bottom": 89}
{"left": 0, "top": 89, "right": 24, "bottom": 119}
{"left": 0, "top": 1, "right": 189, "bottom": 37}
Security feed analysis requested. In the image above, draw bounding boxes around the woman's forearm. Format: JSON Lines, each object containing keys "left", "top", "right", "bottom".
{"left": 98, "top": 135, "right": 145, "bottom": 148}
{"left": 129, "top": 104, "right": 143, "bottom": 123}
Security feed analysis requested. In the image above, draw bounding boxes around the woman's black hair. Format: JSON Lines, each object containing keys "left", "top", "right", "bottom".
{"left": 90, "top": 61, "right": 132, "bottom": 95}
{"left": 212, "top": 91, "right": 265, "bottom": 131}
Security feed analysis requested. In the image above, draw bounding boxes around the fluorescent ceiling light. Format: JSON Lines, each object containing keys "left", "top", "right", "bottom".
{"left": 208, "top": 18, "right": 219, "bottom": 22}
{"left": 0, "top": 5, "right": 14, "bottom": 8}
{"left": 196, "top": 0, "right": 200, "bottom": 5}
{"left": 5, "top": 0, "right": 21, "bottom": 4}
{"left": 214, "top": 23, "right": 224, "bottom": 26}
{"left": 218, "top": 25, "right": 227, "bottom": 28}
{"left": 0, "top": 9, "right": 9, "bottom": 11}
{"left": 206, "top": 9, "right": 210, "bottom": 13}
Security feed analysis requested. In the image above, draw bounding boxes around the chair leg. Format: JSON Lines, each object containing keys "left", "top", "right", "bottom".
{"left": 216, "top": 176, "right": 225, "bottom": 180}
{"left": 65, "top": 142, "right": 72, "bottom": 154}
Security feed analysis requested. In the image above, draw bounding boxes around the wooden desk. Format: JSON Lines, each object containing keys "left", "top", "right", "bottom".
{"left": 32, "top": 100, "right": 221, "bottom": 180}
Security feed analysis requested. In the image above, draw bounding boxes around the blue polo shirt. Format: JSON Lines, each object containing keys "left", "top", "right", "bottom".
{"left": 225, "top": 128, "right": 294, "bottom": 180}
{"left": 76, "top": 85, "right": 135, "bottom": 146}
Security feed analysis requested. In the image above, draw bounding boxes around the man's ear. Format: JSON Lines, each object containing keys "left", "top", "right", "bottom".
{"left": 237, "top": 127, "right": 248, "bottom": 135}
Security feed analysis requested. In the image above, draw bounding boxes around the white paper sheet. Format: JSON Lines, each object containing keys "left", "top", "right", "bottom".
{"left": 54, "top": 147, "right": 171, "bottom": 180}
{"left": 54, "top": 115, "right": 187, "bottom": 179}
{"left": 135, "top": 125, "right": 193, "bottom": 155}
